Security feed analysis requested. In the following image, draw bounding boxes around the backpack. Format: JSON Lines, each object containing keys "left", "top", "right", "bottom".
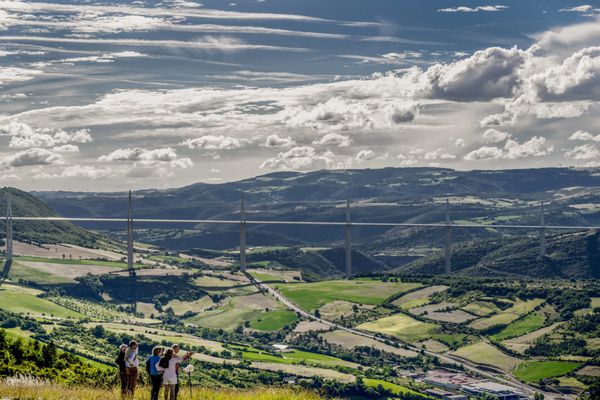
{"left": 145, "top": 357, "right": 152, "bottom": 375}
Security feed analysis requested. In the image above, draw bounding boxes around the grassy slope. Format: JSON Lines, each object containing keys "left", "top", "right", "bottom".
{"left": 357, "top": 313, "right": 438, "bottom": 343}
{"left": 276, "top": 280, "right": 421, "bottom": 311}
{"left": 469, "top": 299, "right": 544, "bottom": 330}
{"left": 450, "top": 341, "right": 521, "bottom": 372}
{"left": 0, "top": 284, "right": 83, "bottom": 319}
{"left": 363, "top": 378, "right": 422, "bottom": 396}
{"left": 513, "top": 361, "right": 581, "bottom": 383}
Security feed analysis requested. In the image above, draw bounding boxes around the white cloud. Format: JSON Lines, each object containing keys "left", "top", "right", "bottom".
{"left": 454, "top": 138, "right": 465, "bottom": 147}
{"left": 569, "top": 130, "right": 600, "bottom": 141}
{"left": 483, "top": 128, "right": 510, "bottom": 143}
{"left": 558, "top": 5, "right": 594, "bottom": 13}
{"left": 0, "top": 66, "right": 43, "bottom": 85}
{"left": 0, "top": 148, "right": 64, "bottom": 169}
{"left": 52, "top": 144, "right": 80, "bottom": 152}
{"left": 264, "top": 134, "right": 295, "bottom": 148}
{"left": 260, "top": 146, "right": 334, "bottom": 170}
{"left": 0, "top": 121, "right": 92, "bottom": 149}
{"left": 565, "top": 144, "right": 600, "bottom": 160}
{"left": 423, "top": 149, "right": 456, "bottom": 160}
{"left": 182, "top": 135, "right": 244, "bottom": 150}
{"left": 312, "top": 133, "right": 352, "bottom": 147}
{"left": 37, "top": 165, "right": 115, "bottom": 180}
{"left": 464, "top": 136, "right": 553, "bottom": 160}
{"left": 98, "top": 147, "right": 193, "bottom": 170}
{"left": 355, "top": 149, "right": 375, "bottom": 161}
{"left": 438, "top": 5, "right": 508, "bottom": 13}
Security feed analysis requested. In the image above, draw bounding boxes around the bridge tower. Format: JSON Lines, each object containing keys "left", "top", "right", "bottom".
{"left": 345, "top": 199, "right": 352, "bottom": 279}
{"left": 444, "top": 199, "right": 452, "bottom": 274}
{"left": 1, "top": 188, "right": 13, "bottom": 284}
{"left": 539, "top": 201, "right": 546, "bottom": 257}
{"left": 240, "top": 191, "right": 247, "bottom": 273}
{"left": 126, "top": 191, "right": 137, "bottom": 312}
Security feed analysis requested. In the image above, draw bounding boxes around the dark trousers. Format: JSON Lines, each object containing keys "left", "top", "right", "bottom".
{"left": 126, "top": 367, "right": 138, "bottom": 396}
{"left": 174, "top": 382, "right": 179, "bottom": 399}
{"left": 119, "top": 371, "right": 127, "bottom": 397}
{"left": 150, "top": 374, "right": 162, "bottom": 400}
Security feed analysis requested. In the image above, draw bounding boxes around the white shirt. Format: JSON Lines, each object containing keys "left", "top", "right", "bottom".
{"left": 125, "top": 348, "right": 139, "bottom": 368}
{"left": 159, "top": 355, "right": 183, "bottom": 381}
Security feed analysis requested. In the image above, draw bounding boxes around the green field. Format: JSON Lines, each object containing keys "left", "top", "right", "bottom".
{"left": 357, "top": 313, "right": 438, "bottom": 343}
{"left": 363, "top": 378, "right": 423, "bottom": 397}
{"left": 250, "top": 310, "right": 298, "bottom": 331}
{"left": 451, "top": 341, "right": 521, "bottom": 372}
{"left": 513, "top": 361, "right": 581, "bottom": 383}
{"left": 461, "top": 301, "right": 501, "bottom": 317}
{"left": 0, "top": 285, "right": 84, "bottom": 319}
{"left": 250, "top": 272, "right": 286, "bottom": 282}
{"left": 276, "top": 280, "right": 421, "bottom": 311}
{"left": 238, "top": 347, "right": 356, "bottom": 368}
{"left": 15, "top": 256, "right": 127, "bottom": 268}
{"left": 469, "top": 298, "right": 544, "bottom": 330}
{"left": 489, "top": 313, "right": 546, "bottom": 341}
{"left": 186, "top": 293, "right": 281, "bottom": 330}
{"left": 591, "top": 297, "right": 600, "bottom": 308}
{"left": 9, "top": 262, "right": 74, "bottom": 284}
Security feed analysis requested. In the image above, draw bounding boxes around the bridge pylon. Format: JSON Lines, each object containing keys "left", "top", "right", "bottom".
{"left": 345, "top": 199, "right": 352, "bottom": 279}
{"left": 126, "top": 190, "right": 137, "bottom": 313}
{"left": 240, "top": 191, "right": 247, "bottom": 273}
{"left": 444, "top": 199, "right": 452, "bottom": 274}
{"left": 1, "top": 187, "right": 13, "bottom": 286}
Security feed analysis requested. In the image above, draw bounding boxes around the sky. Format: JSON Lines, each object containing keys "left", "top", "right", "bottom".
{"left": 1, "top": 0, "right": 600, "bottom": 191}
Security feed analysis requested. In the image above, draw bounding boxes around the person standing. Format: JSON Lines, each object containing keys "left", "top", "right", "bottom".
{"left": 115, "top": 344, "right": 128, "bottom": 399}
{"left": 124, "top": 340, "right": 139, "bottom": 397}
{"left": 171, "top": 344, "right": 193, "bottom": 399}
{"left": 147, "top": 346, "right": 164, "bottom": 400}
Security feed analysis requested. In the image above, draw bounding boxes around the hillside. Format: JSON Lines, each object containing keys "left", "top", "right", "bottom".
{"left": 397, "top": 231, "right": 600, "bottom": 279}
{"left": 0, "top": 188, "right": 98, "bottom": 247}
{"left": 33, "top": 167, "right": 600, "bottom": 254}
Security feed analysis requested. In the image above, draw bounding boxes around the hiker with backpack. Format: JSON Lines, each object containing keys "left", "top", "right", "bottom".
{"left": 146, "top": 346, "right": 164, "bottom": 400}
{"left": 115, "top": 344, "right": 128, "bottom": 399}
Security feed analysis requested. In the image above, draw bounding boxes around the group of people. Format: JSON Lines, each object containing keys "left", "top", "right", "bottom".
{"left": 116, "top": 341, "right": 194, "bottom": 400}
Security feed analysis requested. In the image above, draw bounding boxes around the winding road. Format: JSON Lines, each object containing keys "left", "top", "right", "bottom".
{"left": 249, "top": 276, "right": 569, "bottom": 400}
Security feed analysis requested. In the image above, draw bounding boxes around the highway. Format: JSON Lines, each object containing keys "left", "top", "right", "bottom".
{"left": 249, "top": 276, "right": 568, "bottom": 400}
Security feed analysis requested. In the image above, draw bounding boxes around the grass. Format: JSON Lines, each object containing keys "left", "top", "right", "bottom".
{"left": 15, "top": 255, "right": 127, "bottom": 268}
{"left": 591, "top": 297, "right": 600, "bottom": 308}
{"left": 357, "top": 313, "right": 438, "bottom": 343}
{"left": 0, "top": 285, "right": 84, "bottom": 319}
{"left": 276, "top": 280, "right": 421, "bottom": 311}
{"left": 0, "top": 383, "right": 324, "bottom": 400}
{"left": 166, "top": 296, "right": 215, "bottom": 316}
{"left": 397, "top": 298, "right": 430, "bottom": 310}
{"left": 450, "top": 341, "right": 521, "bottom": 372}
{"left": 363, "top": 378, "right": 423, "bottom": 397}
{"left": 469, "top": 298, "right": 544, "bottom": 330}
{"left": 250, "top": 272, "right": 285, "bottom": 282}
{"left": 237, "top": 347, "right": 356, "bottom": 368}
{"left": 250, "top": 310, "right": 298, "bottom": 331}
{"left": 513, "top": 361, "right": 581, "bottom": 383}
{"left": 461, "top": 301, "right": 501, "bottom": 317}
{"left": 489, "top": 313, "right": 546, "bottom": 341}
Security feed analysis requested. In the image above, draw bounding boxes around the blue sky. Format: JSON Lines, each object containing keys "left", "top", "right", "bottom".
{"left": 1, "top": 0, "right": 600, "bottom": 190}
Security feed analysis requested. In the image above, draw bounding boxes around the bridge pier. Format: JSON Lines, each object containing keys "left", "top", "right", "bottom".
{"left": 539, "top": 201, "right": 546, "bottom": 257}
{"left": 126, "top": 191, "right": 137, "bottom": 313}
{"left": 444, "top": 199, "right": 452, "bottom": 274}
{"left": 240, "top": 192, "right": 247, "bottom": 273}
{"left": 345, "top": 199, "right": 352, "bottom": 279}
{"left": 1, "top": 188, "right": 13, "bottom": 284}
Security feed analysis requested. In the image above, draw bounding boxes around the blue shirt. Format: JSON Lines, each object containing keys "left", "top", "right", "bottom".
{"left": 148, "top": 355, "right": 161, "bottom": 376}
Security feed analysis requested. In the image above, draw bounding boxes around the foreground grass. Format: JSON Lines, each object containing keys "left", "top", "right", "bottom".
{"left": 0, "top": 384, "right": 323, "bottom": 400}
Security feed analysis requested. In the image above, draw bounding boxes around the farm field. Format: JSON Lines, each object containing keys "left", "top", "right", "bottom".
{"left": 513, "top": 361, "right": 581, "bottom": 383}
{"left": 250, "top": 310, "right": 298, "bottom": 331}
{"left": 502, "top": 322, "right": 562, "bottom": 353}
{"left": 248, "top": 362, "right": 355, "bottom": 383}
{"left": 489, "top": 313, "right": 546, "bottom": 341}
{"left": 320, "top": 330, "right": 418, "bottom": 357}
{"left": 450, "top": 341, "right": 521, "bottom": 372}
{"left": 357, "top": 313, "right": 438, "bottom": 343}
{"left": 276, "top": 280, "right": 421, "bottom": 311}
{"left": 165, "top": 296, "right": 215, "bottom": 316}
{"left": 468, "top": 298, "right": 544, "bottom": 330}
{"left": 186, "top": 292, "right": 282, "bottom": 330}
{"left": 92, "top": 322, "right": 225, "bottom": 352}
{"left": 363, "top": 378, "right": 422, "bottom": 397}
{"left": 0, "top": 283, "right": 84, "bottom": 319}
{"left": 391, "top": 285, "right": 448, "bottom": 309}
{"left": 591, "top": 297, "right": 600, "bottom": 308}
{"left": 248, "top": 268, "right": 301, "bottom": 282}
{"left": 460, "top": 301, "right": 501, "bottom": 317}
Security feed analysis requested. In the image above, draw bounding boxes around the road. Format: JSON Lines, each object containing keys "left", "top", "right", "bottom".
{"left": 249, "top": 276, "right": 568, "bottom": 400}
